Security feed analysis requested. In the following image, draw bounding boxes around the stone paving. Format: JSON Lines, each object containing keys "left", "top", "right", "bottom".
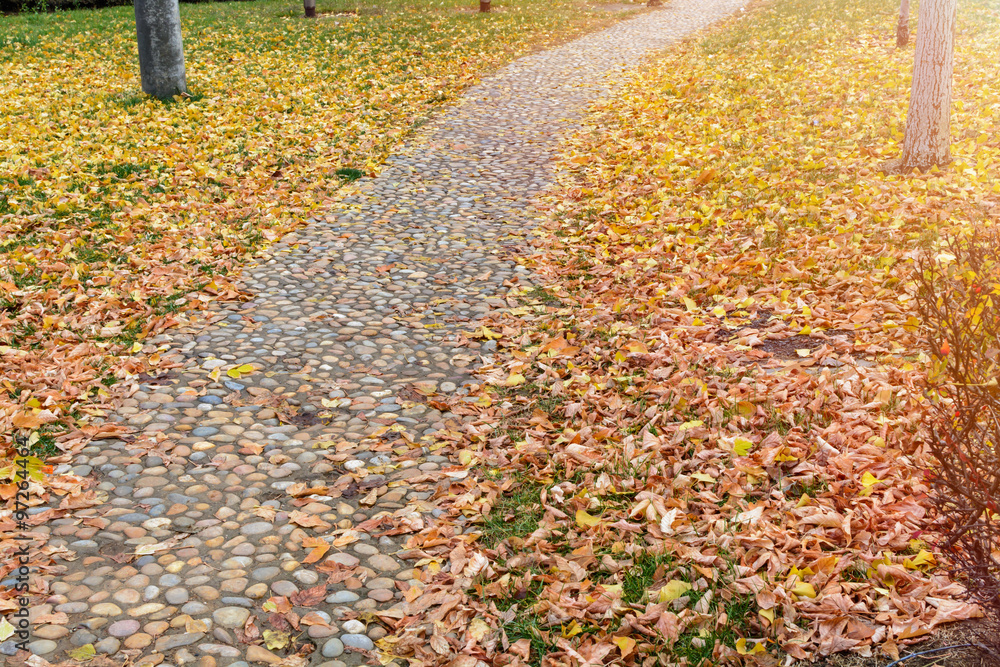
{"left": 6, "top": 1, "right": 748, "bottom": 665}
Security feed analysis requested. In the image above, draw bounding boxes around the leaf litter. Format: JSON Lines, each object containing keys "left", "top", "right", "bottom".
{"left": 380, "top": 0, "right": 1000, "bottom": 664}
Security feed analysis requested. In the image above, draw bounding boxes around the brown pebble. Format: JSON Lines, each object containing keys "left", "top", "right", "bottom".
{"left": 125, "top": 632, "right": 153, "bottom": 649}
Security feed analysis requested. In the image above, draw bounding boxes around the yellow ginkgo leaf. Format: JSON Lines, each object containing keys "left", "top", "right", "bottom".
{"left": 691, "top": 472, "right": 715, "bottom": 484}
{"left": 227, "top": 363, "right": 255, "bottom": 379}
{"left": 903, "top": 550, "right": 937, "bottom": 571}
{"left": 657, "top": 579, "right": 692, "bottom": 603}
{"left": 737, "top": 401, "right": 755, "bottom": 418}
{"left": 263, "top": 629, "right": 291, "bottom": 650}
{"left": 774, "top": 449, "right": 798, "bottom": 462}
{"left": 505, "top": 373, "right": 526, "bottom": 387}
{"left": 861, "top": 471, "right": 883, "bottom": 487}
{"left": 0, "top": 617, "right": 15, "bottom": 641}
{"left": 733, "top": 437, "right": 753, "bottom": 456}
{"left": 625, "top": 340, "right": 648, "bottom": 354}
{"left": 736, "top": 638, "right": 766, "bottom": 655}
{"left": 758, "top": 608, "right": 775, "bottom": 624}
{"left": 562, "top": 620, "right": 583, "bottom": 638}
{"left": 575, "top": 509, "right": 602, "bottom": 528}
{"left": 468, "top": 617, "right": 491, "bottom": 641}
{"left": 67, "top": 645, "right": 97, "bottom": 661}
{"left": 613, "top": 636, "right": 636, "bottom": 657}
{"left": 790, "top": 581, "right": 817, "bottom": 598}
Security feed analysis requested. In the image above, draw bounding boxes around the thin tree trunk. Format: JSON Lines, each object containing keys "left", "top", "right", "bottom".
{"left": 134, "top": 0, "right": 187, "bottom": 99}
{"left": 900, "top": 0, "right": 958, "bottom": 170}
{"left": 304, "top": 0, "right": 316, "bottom": 17}
{"left": 479, "top": 0, "right": 490, "bottom": 12}
{"left": 897, "top": 0, "right": 910, "bottom": 47}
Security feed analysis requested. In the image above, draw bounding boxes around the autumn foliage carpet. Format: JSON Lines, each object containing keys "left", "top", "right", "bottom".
{"left": 0, "top": 1, "right": 622, "bottom": 516}
{"left": 382, "top": 0, "right": 1000, "bottom": 665}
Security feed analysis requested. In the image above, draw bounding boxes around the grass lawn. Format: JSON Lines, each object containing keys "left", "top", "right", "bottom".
{"left": 0, "top": 0, "right": 637, "bottom": 460}
{"left": 389, "top": 0, "right": 1000, "bottom": 664}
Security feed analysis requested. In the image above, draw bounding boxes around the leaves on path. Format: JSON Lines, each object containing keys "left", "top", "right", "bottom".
{"left": 0, "top": 0, "right": 618, "bottom": 594}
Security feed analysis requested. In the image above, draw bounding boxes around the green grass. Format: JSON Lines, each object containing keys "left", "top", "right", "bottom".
{"left": 478, "top": 481, "right": 543, "bottom": 549}
{"left": 622, "top": 550, "right": 675, "bottom": 604}
{"left": 672, "top": 592, "right": 757, "bottom": 665}
{"left": 518, "top": 285, "right": 564, "bottom": 307}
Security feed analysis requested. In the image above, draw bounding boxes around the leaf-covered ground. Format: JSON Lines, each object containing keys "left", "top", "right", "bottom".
{"left": 383, "top": 0, "right": 1000, "bottom": 664}
{"left": 0, "top": 0, "right": 628, "bottom": 497}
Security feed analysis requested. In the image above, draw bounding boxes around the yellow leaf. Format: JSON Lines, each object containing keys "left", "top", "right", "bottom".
{"left": 759, "top": 608, "right": 775, "bottom": 624}
{"left": 131, "top": 341, "right": 143, "bottom": 353}
{"left": 599, "top": 583, "right": 623, "bottom": 598}
{"left": 712, "top": 305, "right": 727, "bottom": 317}
{"left": 263, "top": 629, "right": 291, "bottom": 650}
{"left": 860, "top": 471, "right": 883, "bottom": 496}
{"left": 613, "top": 636, "right": 636, "bottom": 658}
{"left": 227, "top": 363, "right": 255, "bottom": 379}
{"left": 733, "top": 437, "right": 753, "bottom": 456}
{"left": 67, "top": 645, "right": 97, "bottom": 661}
{"left": 682, "top": 296, "right": 698, "bottom": 312}
{"left": 0, "top": 617, "right": 14, "bottom": 641}
{"left": 457, "top": 450, "right": 475, "bottom": 466}
{"left": 790, "top": 581, "right": 816, "bottom": 598}
{"left": 736, "top": 638, "right": 766, "bottom": 655}
{"left": 861, "top": 471, "right": 883, "bottom": 488}
{"left": 679, "top": 419, "right": 703, "bottom": 431}
{"left": 625, "top": 340, "right": 648, "bottom": 354}
{"left": 505, "top": 373, "right": 526, "bottom": 387}
{"left": 575, "top": 509, "right": 602, "bottom": 528}
{"left": 737, "top": 401, "right": 755, "bottom": 418}
{"left": 208, "top": 368, "right": 221, "bottom": 382}
{"left": 903, "top": 550, "right": 937, "bottom": 571}
{"left": 562, "top": 620, "right": 583, "bottom": 638}
{"left": 795, "top": 348, "right": 811, "bottom": 357}
{"left": 691, "top": 472, "right": 715, "bottom": 484}
{"left": 657, "top": 579, "right": 692, "bottom": 603}
{"left": 468, "top": 617, "right": 491, "bottom": 642}
{"left": 477, "top": 326, "right": 502, "bottom": 340}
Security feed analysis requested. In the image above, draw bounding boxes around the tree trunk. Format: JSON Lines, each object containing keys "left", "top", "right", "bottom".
{"left": 134, "top": 0, "right": 187, "bottom": 99}
{"left": 899, "top": 0, "right": 957, "bottom": 171}
{"left": 304, "top": 0, "right": 316, "bottom": 17}
{"left": 479, "top": 0, "right": 490, "bottom": 12}
{"left": 896, "top": 0, "right": 910, "bottom": 47}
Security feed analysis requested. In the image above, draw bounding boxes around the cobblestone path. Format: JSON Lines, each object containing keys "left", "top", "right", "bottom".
{"left": 11, "top": 2, "right": 747, "bottom": 665}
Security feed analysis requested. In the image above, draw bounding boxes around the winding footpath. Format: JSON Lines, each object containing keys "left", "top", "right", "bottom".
{"left": 6, "top": 2, "right": 747, "bottom": 665}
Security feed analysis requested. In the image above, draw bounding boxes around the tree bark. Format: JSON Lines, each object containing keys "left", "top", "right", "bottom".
{"left": 304, "top": 0, "right": 316, "bottom": 17}
{"left": 900, "top": 0, "right": 957, "bottom": 171}
{"left": 134, "top": 0, "right": 187, "bottom": 99}
{"left": 479, "top": 0, "right": 490, "bottom": 12}
{"left": 896, "top": 0, "right": 910, "bottom": 47}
